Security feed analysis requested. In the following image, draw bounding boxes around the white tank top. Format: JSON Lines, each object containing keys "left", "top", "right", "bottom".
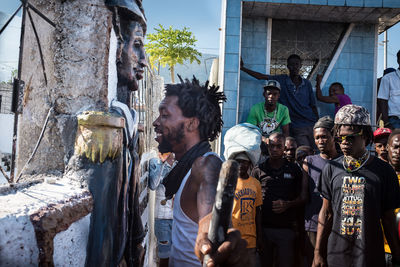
{"left": 169, "top": 152, "right": 220, "bottom": 267}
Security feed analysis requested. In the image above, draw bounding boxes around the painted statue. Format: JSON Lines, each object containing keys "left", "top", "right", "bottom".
{"left": 73, "top": 0, "right": 147, "bottom": 266}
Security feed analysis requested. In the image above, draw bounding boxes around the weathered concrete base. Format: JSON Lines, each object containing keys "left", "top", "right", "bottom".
{"left": 0, "top": 177, "right": 92, "bottom": 266}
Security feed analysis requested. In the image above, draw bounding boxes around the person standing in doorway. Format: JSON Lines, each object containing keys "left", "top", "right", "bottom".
{"left": 241, "top": 54, "right": 319, "bottom": 149}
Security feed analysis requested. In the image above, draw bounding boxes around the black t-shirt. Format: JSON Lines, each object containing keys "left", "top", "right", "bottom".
{"left": 319, "top": 155, "right": 400, "bottom": 267}
{"left": 252, "top": 158, "right": 303, "bottom": 228}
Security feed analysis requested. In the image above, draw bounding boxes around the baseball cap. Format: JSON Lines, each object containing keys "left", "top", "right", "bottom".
{"left": 264, "top": 80, "right": 281, "bottom": 91}
{"left": 234, "top": 152, "right": 250, "bottom": 161}
{"left": 334, "top": 104, "right": 371, "bottom": 126}
{"left": 373, "top": 127, "right": 391, "bottom": 139}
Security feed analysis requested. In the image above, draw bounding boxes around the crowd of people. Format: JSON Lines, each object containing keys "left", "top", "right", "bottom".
{"left": 147, "top": 50, "right": 400, "bottom": 267}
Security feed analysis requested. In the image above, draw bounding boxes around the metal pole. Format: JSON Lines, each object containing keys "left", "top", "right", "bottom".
{"left": 383, "top": 31, "right": 388, "bottom": 70}
{"left": 10, "top": 3, "right": 27, "bottom": 182}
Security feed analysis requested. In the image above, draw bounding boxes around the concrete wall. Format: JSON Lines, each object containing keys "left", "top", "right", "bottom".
{"left": 0, "top": 178, "right": 92, "bottom": 266}
{"left": 16, "top": 0, "right": 112, "bottom": 177}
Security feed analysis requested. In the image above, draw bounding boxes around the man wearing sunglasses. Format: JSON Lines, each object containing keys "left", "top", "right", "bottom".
{"left": 313, "top": 105, "right": 400, "bottom": 267}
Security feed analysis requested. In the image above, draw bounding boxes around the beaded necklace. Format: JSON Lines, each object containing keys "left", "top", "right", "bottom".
{"left": 343, "top": 150, "right": 370, "bottom": 172}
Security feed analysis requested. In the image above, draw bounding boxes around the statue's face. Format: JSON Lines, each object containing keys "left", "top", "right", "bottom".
{"left": 118, "top": 21, "right": 146, "bottom": 91}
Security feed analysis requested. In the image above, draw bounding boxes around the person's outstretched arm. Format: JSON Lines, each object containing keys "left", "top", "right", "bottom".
{"left": 241, "top": 58, "right": 269, "bottom": 80}
{"left": 315, "top": 74, "right": 339, "bottom": 104}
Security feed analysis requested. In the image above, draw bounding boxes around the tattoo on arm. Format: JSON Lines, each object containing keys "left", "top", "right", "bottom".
{"left": 194, "top": 155, "right": 223, "bottom": 221}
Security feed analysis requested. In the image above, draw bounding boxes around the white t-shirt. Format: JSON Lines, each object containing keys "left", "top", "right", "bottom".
{"left": 378, "top": 69, "right": 400, "bottom": 117}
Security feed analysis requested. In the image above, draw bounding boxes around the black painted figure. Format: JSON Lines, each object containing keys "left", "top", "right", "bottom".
{"left": 85, "top": 1, "right": 147, "bottom": 266}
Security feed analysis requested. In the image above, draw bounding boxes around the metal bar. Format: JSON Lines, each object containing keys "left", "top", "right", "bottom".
{"left": 383, "top": 31, "right": 388, "bottom": 70}
{"left": 15, "top": 107, "right": 54, "bottom": 183}
{"left": 0, "top": 4, "right": 23, "bottom": 36}
{"left": 10, "top": 3, "right": 27, "bottom": 182}
{"left": 307, "top": 59, "right": 320, "bottom": 80}
{"left": 235, "top": 1, "right": 243, "bottom": 125}
{"left": 320, "top": 23, "right": 355, "bottom": 89}
{"left": 0, "top": 165, "right": 11, "bottom": 184}
{"left": 372, "top": 24, "right": 379, "bottom": 126}
{"left": 24, "top": 1, "right": 56, "bottom": 28}
{"left": 27, "top": 8, "right": 48, "bottom": 86}
{"left": 266, "top": 18, "right": 272, "bottom": 75}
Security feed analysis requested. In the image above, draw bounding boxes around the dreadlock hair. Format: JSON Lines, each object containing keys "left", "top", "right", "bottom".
{"left": 165, "top": 76, "right": 226, "bottom": 142}
{"left": 388, "top": 129, "right": 400, "bottom": 145}
{"left": 333, "top": 124, "right": 374, "bottom": 146}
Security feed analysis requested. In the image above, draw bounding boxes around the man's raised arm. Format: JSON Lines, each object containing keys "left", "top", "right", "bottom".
{"left": 241, "top": 59, "right": 270, "bottom": 80}
{"left": 193, "top": 155, "right": 248, "bottom": 266}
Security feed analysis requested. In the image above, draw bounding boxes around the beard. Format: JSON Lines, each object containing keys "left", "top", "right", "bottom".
{"left": 158, "top": 123, "right": 185, "bottom": 153}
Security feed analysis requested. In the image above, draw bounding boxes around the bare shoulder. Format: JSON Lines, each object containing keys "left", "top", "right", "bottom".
{"left": 192, "top": 154, "right": 222, "bottom": 183}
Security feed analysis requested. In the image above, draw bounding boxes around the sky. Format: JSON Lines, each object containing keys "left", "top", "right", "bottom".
{"left": 1, "top": 0, "right": 400, "bottom": 75}
{"left": 142, "top": 0, "right": 221, "bottom": 56}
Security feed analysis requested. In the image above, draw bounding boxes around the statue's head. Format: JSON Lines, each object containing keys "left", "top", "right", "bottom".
{"left": 106, "top": 0, "right": 147, "bottom": 93}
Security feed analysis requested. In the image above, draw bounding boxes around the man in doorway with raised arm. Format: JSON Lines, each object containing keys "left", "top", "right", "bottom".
{"left": 241, "top": 54, "right": 319, "bottom": 149}
{"left": 153, "top": 77, "right": 248, "bottom": 267}
{"left": 313, "top": 105, "right": 400, "bottom": 267}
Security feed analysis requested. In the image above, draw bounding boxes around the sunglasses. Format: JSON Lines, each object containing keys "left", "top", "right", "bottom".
{"left": 335, "top": 129, "right": 363, "bottom": 143}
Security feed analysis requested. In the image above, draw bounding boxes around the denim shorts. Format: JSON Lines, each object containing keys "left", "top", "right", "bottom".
{"left": 154, "top": 219, "right": 173, "bottom": 259}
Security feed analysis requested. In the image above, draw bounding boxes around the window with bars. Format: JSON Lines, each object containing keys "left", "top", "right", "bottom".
{"left": 270, "top": 19, "right": 346, "bottom": 85}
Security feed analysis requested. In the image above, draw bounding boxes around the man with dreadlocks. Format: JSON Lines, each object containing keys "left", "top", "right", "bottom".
{"left": 313, "top": 105, "right": 400, "bottom": 267}
{"left": 153, "top": 77, "right": 248, "bottom": 267}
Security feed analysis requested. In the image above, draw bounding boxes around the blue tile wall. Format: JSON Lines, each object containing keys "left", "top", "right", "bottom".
{"left": 318, "top": 23, "right": 376, "bottom": 117}
{"left": 364, "top": 0, "right": 382, "bottom": 7}
{"left": 346, "top": 0, "right": 363, "bottom": 6}
{"left": 222, "top": 108, "right": 237, "bottom": 128}
{"left": 226, "top": 17, "right": 241, "bottom": 36}
{"left": 224, "top": 90, "right": 238, "bottom": 109}
{"left": 224, "top": 53, "right": 240, "bottom": 72}
{"left": 237, "top": 17, "right": 268, "bottom": 131}
{"left": 239, "top": 0, "right": 400, "bottom": 8}
{"left": 310, "top": 0, "right": 328, "bottom": 4}
{"left": 292, "top": 0, "right": 309, "bottom": 4}
{"left": 226, "top": 0, "right": 241, "bottom": 18}
{"left": 383, "top": 0, "right": 400, "bottom": 8}
{"left": 327, "top": 0, "right": 346, "bottom": 5}
{"left": 225, "top": 35, "right": 241, "bottom": 53}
